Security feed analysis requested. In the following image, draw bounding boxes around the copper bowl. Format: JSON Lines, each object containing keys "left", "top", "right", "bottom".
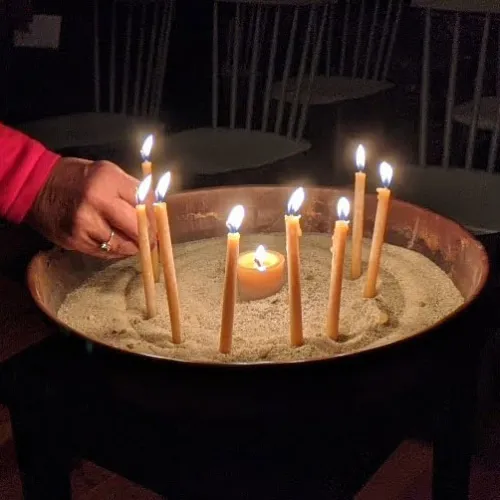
{"left": 26, "top": 185, "right": 489, "bottom": 368}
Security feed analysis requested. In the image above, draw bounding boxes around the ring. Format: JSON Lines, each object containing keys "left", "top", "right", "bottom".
{"left": 100, "top": 230, "right": 115, "bottom": 252}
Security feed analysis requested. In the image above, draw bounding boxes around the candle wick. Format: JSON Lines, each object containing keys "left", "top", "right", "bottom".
{"left": 254, "top": 258, "right": 266, "bottom": 272}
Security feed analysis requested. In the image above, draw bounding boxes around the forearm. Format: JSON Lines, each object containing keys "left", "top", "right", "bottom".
{"left": 0, "top": 123, "right": 60, "bottom": 223}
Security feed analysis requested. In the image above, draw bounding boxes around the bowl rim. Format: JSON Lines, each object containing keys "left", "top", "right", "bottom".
{"left": 26, "top": 184, "right": 490, "bottom": 369}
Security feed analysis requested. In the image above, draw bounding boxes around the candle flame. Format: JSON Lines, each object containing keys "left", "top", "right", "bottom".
{"left": 379, "top": 161, "right": 393, "bottom": 188}
{"left": 287, "top": 187, "right": 305, "bottom": 215}
{"left": 356, "top": 145, "right": 366, "bottom": 171}
{"left": 140, "top": 134, "right": 154, "bottom": 161}
{"left": 155, "top": 171, "right": 171, "bottom": 202}
{"left": 136, "top": 174, "right": 152, "bottom": 205}
{"left": 226, "top": 205, "right": 245, "bottom": 233}
{"left": 337, "top": 197, "right": 350, "bottom": 221}
{"left": 254, "top": 245, "right": 267, "bottom": 272}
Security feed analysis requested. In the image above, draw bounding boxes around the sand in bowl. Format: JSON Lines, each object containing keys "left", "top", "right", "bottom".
{"left": 58, "top": 234, "right": 464, "bottom": 363}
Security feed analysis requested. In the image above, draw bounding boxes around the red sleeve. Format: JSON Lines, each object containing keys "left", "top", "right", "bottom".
{"left": 0, "top": 123, "right": 60, "bottom": 223}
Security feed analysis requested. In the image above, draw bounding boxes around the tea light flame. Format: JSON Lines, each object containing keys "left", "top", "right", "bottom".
{"left": 136, "top": 174, "right": 152, "bottom": 205}
{"left": 155, "top": 171, "right": 171, "bottom": 202}
{"left": 140, "top": 134, "right": 154, "bottom": 161}
{"left": 356, "top": 145, "right": 366, "bottom": 172}
{"left": 254, "top": 245, "right": 267, "bottom": 272}
{"left": 379, "top": 161, "right": 393, "bottom": 188}
{"left": 337, "top": 197, "right": 350, "bottom": 221}
{"left": 287, "top": 187, "right": 305, "bottom": 216}
{"left": 226, "top": 205, "right": 245, "bottom": 233}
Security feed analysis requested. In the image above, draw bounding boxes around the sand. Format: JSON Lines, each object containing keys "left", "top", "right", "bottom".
{"left": 58, "top": 234, "right": 464, "bottom": 364}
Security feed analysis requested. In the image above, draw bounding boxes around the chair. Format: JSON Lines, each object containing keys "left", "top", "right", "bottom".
{"left": 165, "top": 0, "right": 329, "bottom": 178}
{"left": 271, "top": 0, "right": 403, "bottom": 107}
{"left": 17, "top": 0, "right": 175, "bottom": 152}
{"left": 391, "top": 2, "right": 500, "bottom": 233}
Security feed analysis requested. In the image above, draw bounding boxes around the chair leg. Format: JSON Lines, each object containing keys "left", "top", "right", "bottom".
{"left": 332, "top": 107, "right": 340, "bottom": 176}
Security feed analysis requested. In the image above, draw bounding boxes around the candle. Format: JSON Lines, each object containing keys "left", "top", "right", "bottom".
{"left": 364, "top": 162, "right": 393, "bottom": 299}
{"left": 140, "top": 134, "right": 154, "bottom": 177}
{"left": 327, "top": 197, "right": 350, "bottom": 341}
{"left": 351, "top": 144, "right": 366, "bottom": 280}
{"left": 219, "top": 205, "right": 245, "bottom": 354}
{"left": 136, "top": 175, "right": 157, "bottom": 319}
{"left": 140, "top": 134, "right": 160, "bottom": 283}
{"left": 285, "top": 187, "right": 305, "bottom": 348}
{"left": 237, "top": 245, "right": 286, "bottom": 301}
{"left": 154, "top": 171, "right": 182, "bottom": 344}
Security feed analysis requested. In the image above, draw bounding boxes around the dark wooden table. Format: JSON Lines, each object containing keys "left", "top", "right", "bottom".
{"left": 0, "top": 222, "right": 497, "bottom": 500}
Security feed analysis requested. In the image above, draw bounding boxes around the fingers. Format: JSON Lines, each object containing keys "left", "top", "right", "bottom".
{"left": 116, "top": 169, "right": 140, "bottom": 206}
{"left": 69, "top": 208, "right": 138, "bottom": 259}
{"left": 101, "top": 198, "right": 139, "bottom": 242}
{"left": 98, "top": 229, "right": 138, "bottom": 259}
{"left": 88, "top": 226, "right": 138, "bottom": 260}
{"left": 101, "top": 198, "right": 157, "bottom": 245}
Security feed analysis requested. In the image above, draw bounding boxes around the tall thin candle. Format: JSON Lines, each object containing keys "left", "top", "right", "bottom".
{"left": 140, "top": 135, "right": 154, "bottom": 177}
{"left": 219, "top": 205, "right": 245, "bottom": 354}
{"left": 327, "top": 197, "right": 350, "bottom": 340}
{"left": 351, "top": 145, "right": 366, "bottom": 280}
{"left": 154, "top": 172, "right": 182, "bottom": 344}
{"left": 364, "top": 162, "right": 393, "bottom": 299}
{"left": 140, "top": 134, "right": 160, "bottom": 283}
{"left": 136, "top": 175, "right": 157, "bottom": 318}
{"left": 285, "top": 187, "right": 305, "bottom": 347}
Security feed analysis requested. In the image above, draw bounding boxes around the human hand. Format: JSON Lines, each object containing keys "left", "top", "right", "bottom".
{"left": 27, "top": 158, "right": 156, "bottom": 259}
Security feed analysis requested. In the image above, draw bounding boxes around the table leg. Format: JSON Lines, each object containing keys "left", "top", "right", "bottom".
{"left": 432, "top": 358, "right": 477, "bottom": 500}
{"left": 9, "top": 395, "right": 72, "bottom": 500}
{"left": 5, "top": 352, "right": 73, "bottom": 500}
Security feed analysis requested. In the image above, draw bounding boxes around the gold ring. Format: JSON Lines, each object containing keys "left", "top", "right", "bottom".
{"left": 100, "top": 230, "right": 115, "bottom": 252}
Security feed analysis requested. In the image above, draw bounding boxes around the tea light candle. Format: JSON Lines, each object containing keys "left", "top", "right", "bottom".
{"left": 285, "top": 187, "right": 305, "bottom": 348}
{"left": 351, "top": 145, "right": 366, "bottom": 280}
{"left": 154, "top": 171, "right": 182, "bottom": 344}
{"left": 237, "top": 245, "right": 285, "bottom": 301}
{"left": 140, "top": 134, "right": 159, "bottom": 283}
{"left": 219, "top": 205, "right": 245, "bottom": 354}
{"left": 364, "top": 162, "right": 393, "bottom": 299}
{"left": 136, "top": 175, "right": 157, "bottom": 319}
{"left": 327, "top": 197, "right": 350, "bottom": 341}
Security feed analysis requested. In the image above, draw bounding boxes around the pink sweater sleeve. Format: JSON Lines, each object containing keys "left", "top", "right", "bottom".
{"left": 0, "top": 123, "right": 60, "bottom": 223}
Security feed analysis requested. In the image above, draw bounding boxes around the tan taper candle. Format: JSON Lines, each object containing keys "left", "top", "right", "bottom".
{"left": 364, "top": 162, "right": 393, "bottom": 299}
{"left": 285, "top": 187, "right": 305, "bottom": 347}
{"left": 140, "top": 134, "right": 159, "bottom": 283}
{"left": 154, "top": 202, "right": 181, "bottom": 344}
{"left": 219, "top": 205, "right": 245, "bottom": 354}
{"left": 136, "top": 175, "right": 157, "bottom": 318}
{"left": 327, "top": 198, "right": 350, "bottom": 340}
{"left": 141, "top": 160, "right": 152, "bottom": 177}
{"left": 351, "top": 145, "right": 366, "bottom": 279}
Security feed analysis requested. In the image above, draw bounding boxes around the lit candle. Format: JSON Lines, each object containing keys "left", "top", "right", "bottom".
{"left": 285, "top": 187, "right": 305, "bottom": 348}
{"left": 351, "top": 144, "right": 366, "bottom": 280}
{"left": 219, "top": 205, "right": 245, "bottom": 354}
{"left": 136, "top": 175, "right": 157, "bottom": 319}
{"left": 327, "top": 197, "right": 350, "bottom": 341}
{"left": 140, "top": 134, "right": 159, "bottom": 283}
{"left": 237, "top": 245, "right": 286, "bottom": 301}
{"left": 140, "top": 135, "right": 154, "bottom": 177}
{"left": 154, "top": 172, "right": 182, "bottom": 344}
{"left": 364, "top": 162, "right": 393, "bottom": 299}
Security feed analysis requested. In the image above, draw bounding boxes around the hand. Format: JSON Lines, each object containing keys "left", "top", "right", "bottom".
{"left": 27, "top": 158, "right": 156, "bottom": 259}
